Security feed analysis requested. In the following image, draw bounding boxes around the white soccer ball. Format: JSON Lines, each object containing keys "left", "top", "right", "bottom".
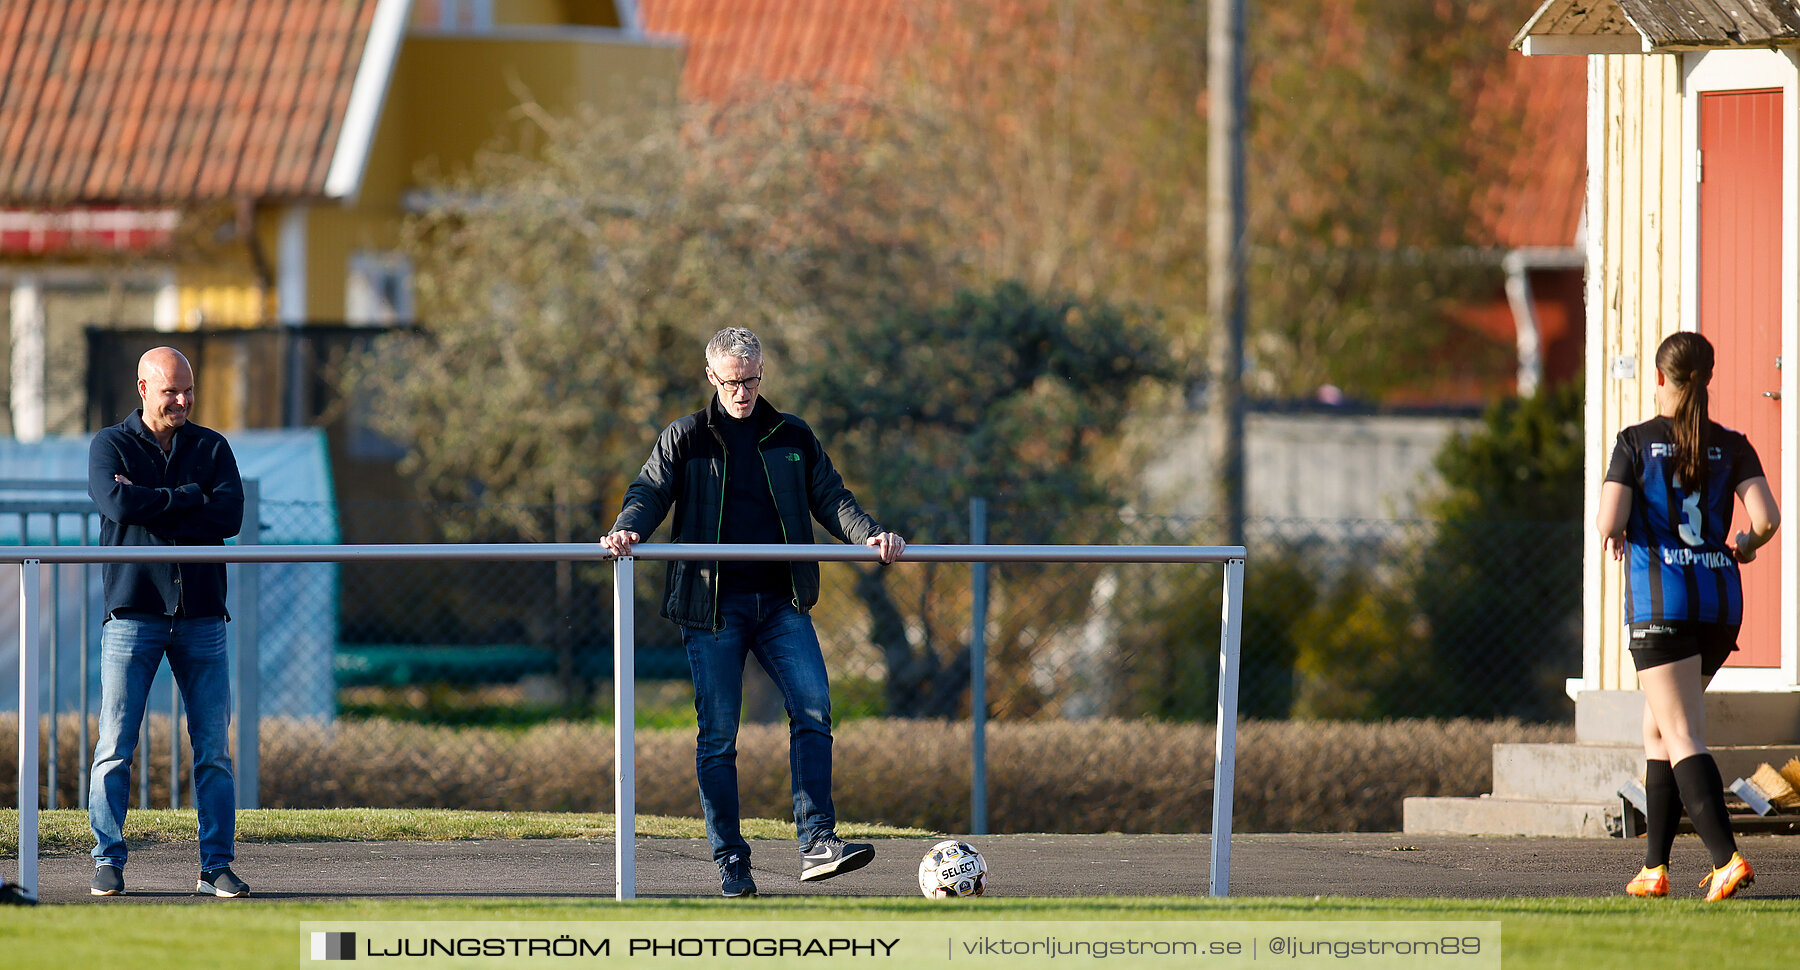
{"left": 918, "top": 839, "right": 987, "bottom": 898}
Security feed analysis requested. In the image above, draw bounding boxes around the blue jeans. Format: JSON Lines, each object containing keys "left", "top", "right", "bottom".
{"left": 683, "top": 592, "right": 836, "bottom": 863}
{"left": 89, "top": 615, "right": 236, "bottom": 873}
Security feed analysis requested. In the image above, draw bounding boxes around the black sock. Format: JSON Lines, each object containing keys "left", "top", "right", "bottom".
{"left": 1643, "top": 759, "right": 1680, "bottom": 869}
{"left": 1672, "top": 753, "right": 1738, "bottom": 868}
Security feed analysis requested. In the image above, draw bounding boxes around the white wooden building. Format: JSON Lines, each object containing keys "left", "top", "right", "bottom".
{"left": 1408, "top": 0, "right": 1800, "bottom": 835}
{"left": 1519, "top": 0, "right": 1798, "bottom": 701}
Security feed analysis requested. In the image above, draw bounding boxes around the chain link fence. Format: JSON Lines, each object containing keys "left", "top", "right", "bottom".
{"left": 4, "top": 497, "right": 1583, "bottom": 734}
{"left": 295, "top": 498, "right": 1581, "bottom": 730}
{"left": 6, "top": 497, "right": 1582, "bottom": 820}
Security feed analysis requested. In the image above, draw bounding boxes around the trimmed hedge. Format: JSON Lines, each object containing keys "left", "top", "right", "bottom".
{"left": 2, "top": 715, "right": 1568, "bottom": 833}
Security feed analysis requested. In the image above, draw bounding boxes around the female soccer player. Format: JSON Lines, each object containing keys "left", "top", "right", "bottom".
{"left": 1597, "top": 331, "right": 1779, "bottom": 901}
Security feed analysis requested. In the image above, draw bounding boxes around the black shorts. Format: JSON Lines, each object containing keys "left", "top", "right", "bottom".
{"left": 1628, "top": 621, "right": 1740, "bottom": 677}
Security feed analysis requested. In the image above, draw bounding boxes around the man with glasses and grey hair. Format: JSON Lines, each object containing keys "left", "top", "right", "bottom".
{"left": 603, "top": 327, "right": 905, "bottom": 897}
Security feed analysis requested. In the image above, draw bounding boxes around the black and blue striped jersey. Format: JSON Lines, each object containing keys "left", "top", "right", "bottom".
{"left": 1604, "top": 416, "right": 1764, "bottom": 624}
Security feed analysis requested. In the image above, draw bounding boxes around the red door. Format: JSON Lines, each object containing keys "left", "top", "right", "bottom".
{"left": 1697, "top": 88, "right": 1784, "bottom": 668}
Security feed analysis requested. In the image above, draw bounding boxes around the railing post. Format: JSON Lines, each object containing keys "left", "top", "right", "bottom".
{"left": 170, "top": 683, "right": 182, "bottom": 809}
{"left": 233, "top": 480, "right": 261, "bottom": 809}
{"left": 47, "top": 548, "right": 59, "bottom": 811}
{"left": 613, "top": 555, "right": 635, "bottom": 901}
{"left": 969, "top": 498, "right": 989, "bottom": 835}
{"left": 17, "top": 560, "right": 41, "bottom": 898}
{"left": 137, "top": 698, "right": 150, "bottom": 809}
{"left": 79, "top": 515, "right": 91, "bottom": 810}
{"left": 1209, "top": 556, "right": 1245, "bottom": 897}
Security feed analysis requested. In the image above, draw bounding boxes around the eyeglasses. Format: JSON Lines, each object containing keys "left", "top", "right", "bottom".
{"left": 714, "top": 374, "right": 762, "bottom": 392}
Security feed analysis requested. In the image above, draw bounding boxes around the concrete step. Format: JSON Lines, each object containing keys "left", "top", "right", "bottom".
{"left": 1491, "top": 744, "right": 1638, "bottom": 801}
{"left": 1491, "top": 742, "right": 1800, "bottom": 802}
{"left": 1577, "top": 690, "right": 1800, "bottom": 745}
{"left": 1403, "top": 795, "right": 1621, "bottom": 838}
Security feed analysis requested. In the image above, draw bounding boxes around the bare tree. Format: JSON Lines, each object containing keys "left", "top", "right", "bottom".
{"left": 893, "top": 0, "right": 1526, "bottom": 401}
{"left": 893, "top": 0, "right": 1211, "bottom": 361}
{"left": 1244, "top": 0, "right": 1526, "bottom": 398}
{"left": 347, "top": 89, "right": 968, "bottom": 701}
{"left": 356, "top": 90, "right": 962, "bottom": 531}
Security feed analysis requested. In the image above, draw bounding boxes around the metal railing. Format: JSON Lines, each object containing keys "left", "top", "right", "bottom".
{"left": 6, "top": 542, "right": 1245, "bottom": 901}
{"left": 2, "top": 481, "right": 96, "bottom": 814}
{"left": 1, "top": 480, "right": 262, "bottom": 813}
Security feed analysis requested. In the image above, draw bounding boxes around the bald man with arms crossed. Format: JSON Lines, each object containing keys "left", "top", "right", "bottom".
{"left": 86, "top": 348, "right": 248, "bottom": 898}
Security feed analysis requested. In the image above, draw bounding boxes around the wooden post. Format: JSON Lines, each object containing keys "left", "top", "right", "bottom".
{"left": 1208, "top": 0, "right": 1248, "bottom": 546}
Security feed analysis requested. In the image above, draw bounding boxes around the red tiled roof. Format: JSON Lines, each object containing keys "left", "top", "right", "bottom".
{"left": 0, "top": 0, "right": 379, "bottom": 204}
{"left": 1472, "top": 53, "right": 1587, "bottom": 250}
{"left": 637, "top": 0, "right": 915, "bottom": 100}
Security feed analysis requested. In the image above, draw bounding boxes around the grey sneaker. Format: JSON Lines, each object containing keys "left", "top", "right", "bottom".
{"left": 799, "top": 833, "right": 874, "bottom": 882}
{"left": 90, "top": 864, "right": 124, "bottom": 896}
{"left": 718, "top": 854, "right": 757, "bottom": 897}
{"left": 197, "top": 867, "right": 250, "bottom": 897}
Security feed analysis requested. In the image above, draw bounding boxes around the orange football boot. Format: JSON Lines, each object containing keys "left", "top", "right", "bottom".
{"left": 1699, "top": 853, "right": 1754, "bottom": 901}
{"left": 1625, "top": 865, "right": 1668, "bottom": 898}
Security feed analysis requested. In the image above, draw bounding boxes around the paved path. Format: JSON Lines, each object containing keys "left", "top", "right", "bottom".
{"left": 25, "top": 833, "right": 1800, "bottom": 904}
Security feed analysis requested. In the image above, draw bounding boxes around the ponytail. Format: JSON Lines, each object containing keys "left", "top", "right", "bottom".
{"left": 1655, "top": 332, "right": 1714, "bottom": 490}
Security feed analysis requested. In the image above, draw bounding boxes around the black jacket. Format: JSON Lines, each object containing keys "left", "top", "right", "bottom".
{"left": 612, "top": 396, "right": 883, "bottom": 630}
{"left": 88, "top": 410, "right": 244, "bottom": 619}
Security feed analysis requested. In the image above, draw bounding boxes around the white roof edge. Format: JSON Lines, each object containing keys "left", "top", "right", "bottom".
{"left": 1510, "top": 0, "right": 1565, "bottom": 51}
{"left": 1503, "top": 246, "right": 1587, "bottom": 271}
{"left": 1521, "top": 34, "right": 1648, "bottom": 56}
{"left": 323, "top": 0, "right": 415, "bottom": 202}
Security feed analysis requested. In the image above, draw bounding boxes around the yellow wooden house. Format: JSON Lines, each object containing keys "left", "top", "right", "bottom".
{"left": 1, "top": 0, "right": 679, "bottom": 440}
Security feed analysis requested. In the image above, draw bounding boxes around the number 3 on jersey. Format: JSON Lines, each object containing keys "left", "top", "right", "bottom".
{"left": 1676, "top": 485, "right": 1703, "bottom": 547}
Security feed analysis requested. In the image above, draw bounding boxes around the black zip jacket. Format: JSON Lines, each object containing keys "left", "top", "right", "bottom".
{"left": 611, "top": 396, "right": 883, "bottom": 630}
{"left": 88, "top": 410, "right": 244, "bottom": 619}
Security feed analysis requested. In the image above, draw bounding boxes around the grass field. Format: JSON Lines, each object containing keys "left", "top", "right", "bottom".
{"left": 3, "top": 895, "right": 1798, "bottom": 969}
{"left": 4, "top": 810, "right": 1798, "bottom": 969}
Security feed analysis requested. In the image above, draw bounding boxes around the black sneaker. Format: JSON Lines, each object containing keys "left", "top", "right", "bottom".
{"left": 90, "top": 864, "right": 124, "bottom": 896}
{"left": 197, "top": 867, "right": 250, "bottom": 898}
{"left": 718, "top": 854, "right": 757, "bottom": 897}
{"left": 0, "top": 879, "right": 37, "bottom": 906}
{"left": 799, "top": 833, "right": 874, "bottom": 882}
